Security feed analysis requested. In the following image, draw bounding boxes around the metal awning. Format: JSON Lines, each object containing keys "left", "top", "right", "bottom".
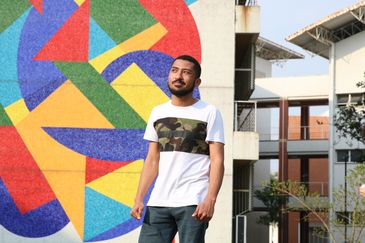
{"left": 287, "top": 1, "right": 365, "bottom": 59}
{"left": 256, "top": 36, "right": 304, "bottom": 60}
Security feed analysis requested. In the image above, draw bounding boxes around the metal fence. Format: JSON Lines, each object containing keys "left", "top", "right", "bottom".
{"left": 234, "top": 101, "right": 257, "bottom": 132}
{"left": 259, "top": 125, "right": 329, "bottom": 141}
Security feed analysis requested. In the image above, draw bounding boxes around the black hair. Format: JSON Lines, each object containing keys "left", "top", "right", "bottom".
{"left": 172, "top": 55, "right": 201, "bottom": 78}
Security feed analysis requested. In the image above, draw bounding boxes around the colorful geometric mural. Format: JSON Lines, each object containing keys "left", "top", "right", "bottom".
{"left": 0, "top": 0, "right": 200, "bottom": 241}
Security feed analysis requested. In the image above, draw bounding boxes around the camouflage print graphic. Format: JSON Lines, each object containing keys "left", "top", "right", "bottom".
{"left": 154, "top": 117, "right": 209, "bottom": 155}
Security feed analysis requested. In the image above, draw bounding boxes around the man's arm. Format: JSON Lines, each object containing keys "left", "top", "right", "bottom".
{"left": 193, "top": 142, "right": 224, "bottom": 221}
{"left": 130, "top": 141, "right": 160, "bottom": 219}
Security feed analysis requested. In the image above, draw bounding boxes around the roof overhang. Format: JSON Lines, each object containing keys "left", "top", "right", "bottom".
{"left": 287, "top": 1, "right": 365, "bottom": 59}
{"left": 256, "top": 36, "right": 304, "bottom": 60}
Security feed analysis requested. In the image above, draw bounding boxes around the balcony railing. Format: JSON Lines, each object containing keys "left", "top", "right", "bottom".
{"left": 236, "top": 0, "right": 258, "bottom": 6}
{"left": 259, "top": 125, "right": 329, "bottom": 141}
{"left": 234, "top": 101, "right": 257, "bottom": 132}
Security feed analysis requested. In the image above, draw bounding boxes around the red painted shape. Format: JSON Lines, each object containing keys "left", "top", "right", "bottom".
{"left": 0, "top": 126, "right": 56, "bottom": 214}
{"left": 29, "top": 0, "right": 43, "bottom": 14}
{"left": 139, "top": 0, "right": 201, "bottom": 62}
{"left": 86, "top": 157, "right": 130, "bottom": 184}
{"left": 33, "top": 0, "right": 89, "bottom": 61}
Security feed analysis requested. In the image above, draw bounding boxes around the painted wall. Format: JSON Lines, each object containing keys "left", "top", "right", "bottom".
{"left": 0, "top": 0, "right": 235, "bottom": 242}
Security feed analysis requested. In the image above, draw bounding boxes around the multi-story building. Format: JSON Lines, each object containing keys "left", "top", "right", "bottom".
{"left": 0, "top": 0, "right": 260, "bottom": 242}
{"left": 250, "top": 1, "right": 365, "bottom": 242}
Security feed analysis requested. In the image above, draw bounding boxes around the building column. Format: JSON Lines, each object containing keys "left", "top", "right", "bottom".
{"left": 300, "top": 157, "right": 309, "bottom": 243}
{"left": 279, "top": 98, "right": 289, "bottom": 243}
{"left": 300, "top": 105, "right": 309, "bottom": 140}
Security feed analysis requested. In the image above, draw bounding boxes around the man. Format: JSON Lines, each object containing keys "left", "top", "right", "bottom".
{"left": 130, "top": 55, "right": 225, "bottom": 243}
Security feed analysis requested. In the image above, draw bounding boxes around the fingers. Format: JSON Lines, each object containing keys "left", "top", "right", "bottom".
{"left": 130, "top": 206, "right": 143, "bottom": 220}
{"left": 192, "top": 206, "right": 212, "bottom": 221}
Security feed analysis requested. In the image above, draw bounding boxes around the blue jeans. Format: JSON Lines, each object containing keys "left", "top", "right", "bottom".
{"left": 139, "top": 206, "right": 208, "bottom": 243}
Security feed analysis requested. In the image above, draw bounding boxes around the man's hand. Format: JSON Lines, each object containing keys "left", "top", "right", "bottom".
{"left": 192, "top": 198, "right": 216, "bottom": 221}
{"left": 130, "top": 201, "right": 144, "bottom": 220}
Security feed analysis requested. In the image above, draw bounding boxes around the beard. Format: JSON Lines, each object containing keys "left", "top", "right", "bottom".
{"left": 168, "top": 80, "right": 195, "bottom": 97}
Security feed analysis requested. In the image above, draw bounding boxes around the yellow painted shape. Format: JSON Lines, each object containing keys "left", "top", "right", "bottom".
{"left": 89, "top": 45, "right": 126, "bottom": 74}
{"left": 111, "top": 63, "right": 169, "bottom": 122}
{"left": 87, "top": 159, "right": 144, "bottom": 208}
{"left": 23, "top": 80, "right": 113, "bottom": 128}
{"left": 118, "top": 22, "right": 167, "bottom": 52}
{"left": 14, "top": 80, "right": 116, "bottom": 239}
{"left": 4, "top": 99, "right": 29, "bottom": 125}
{"left": 16, "top": 115, "right": 86, "bottom": 239}
{"left": 74, "top": 0, "right": 86, "bottom": 5}
{"left": 89, "top": 22, "right": 167, "bottom": 74}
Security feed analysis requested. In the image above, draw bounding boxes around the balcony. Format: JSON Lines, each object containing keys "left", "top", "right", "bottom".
{"left": 253, "top": 181, "right": 329, "bottom": 210}
{"left": 259, "top": 125, "right": 329, "bottom": 156}
{"left": 233, "top": 101, "right": 259, "bottom": 160}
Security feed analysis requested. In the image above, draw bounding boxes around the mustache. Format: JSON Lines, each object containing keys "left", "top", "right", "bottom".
{"left": 172, "top": 79, "right": 185, "bottom": 85}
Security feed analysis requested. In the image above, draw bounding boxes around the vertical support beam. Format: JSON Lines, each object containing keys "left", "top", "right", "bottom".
{"left": 328, "top": 43, "right": 336, "bottom": 241}
{"left": 300, "top": 106, "right": 310, "bottom": 140}
{"left": 300, "top": 157, "right": 309, "bottom": 243}
{"left": 279, "top": 98, "right": 288, "bottom": 181}
{"left": 279, "top": 98, "right": 289, "bottom": 243}
{"left": 300, "top": 211, "right": 309, "bottom": 243}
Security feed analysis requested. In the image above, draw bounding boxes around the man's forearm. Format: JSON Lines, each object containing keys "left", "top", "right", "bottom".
{"left": 206, "top": 142, "right": 225, "bottom": 201}
{"left": 135, "top": 161, "right": 158, "bottom": 202}
{"left": 134, "top": 142, "right": 160, "bottom": 203}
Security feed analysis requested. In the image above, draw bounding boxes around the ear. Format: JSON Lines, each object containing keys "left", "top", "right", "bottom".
{"left": 194, "top": 78, "right": 201, "bottom": 88}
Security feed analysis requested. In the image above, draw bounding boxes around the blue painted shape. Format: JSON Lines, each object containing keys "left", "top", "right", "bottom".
{"left": 0, "top": 178, "right": 68, "bottom": 237}
{"left": 17, "top": 0, "right": 78, "bottom": 110}
{"left": 86, "top": 185, "right": 153, "bottom": 242}
{"left": 22, "top": 78, "right": 64, "bottom": 111}
{"left": 89, "top": 17, "right": 116, "bottom": 60}
{"left": 84, "top": 187, "right": 132, "bottom": 241}
{"left": 101, "top": 50, "right": 200, "bottom": 99}
{"left": 42, "top": 127, "right": 148, "bottom": 161}
{"left": 185, "top": 0, "right": 198, "bottom": 5}
{"left": 0, "top": 8, "right": 31, "bottom": 107}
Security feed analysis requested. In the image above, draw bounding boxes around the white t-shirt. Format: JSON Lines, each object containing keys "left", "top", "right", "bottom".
{"left": 143, "top": 100, "right": 225, "bottom": 207}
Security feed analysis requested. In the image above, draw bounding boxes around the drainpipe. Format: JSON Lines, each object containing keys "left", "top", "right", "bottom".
{"left": 328, "top": 42, "right": 336, "bottom": 240}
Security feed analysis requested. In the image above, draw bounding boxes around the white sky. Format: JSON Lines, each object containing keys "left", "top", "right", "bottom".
{"left": 259, "top": 0, "right": 360, "bottom": 77}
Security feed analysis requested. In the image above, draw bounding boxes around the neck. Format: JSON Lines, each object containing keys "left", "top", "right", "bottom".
{"left": 171, "top": 94, "right": 198, "bottom": 107}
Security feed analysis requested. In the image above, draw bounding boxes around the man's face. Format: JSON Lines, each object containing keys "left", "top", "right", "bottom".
{"left": 168, "top": 59, "right": 200, "bottom": 97}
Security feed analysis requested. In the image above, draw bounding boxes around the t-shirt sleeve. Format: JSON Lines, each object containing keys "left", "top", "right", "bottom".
{"left": 206, "top": 107, "right": 225, "bottom": 144}
{"left": 143, "top": 108, "right": 158, "bottom": 142}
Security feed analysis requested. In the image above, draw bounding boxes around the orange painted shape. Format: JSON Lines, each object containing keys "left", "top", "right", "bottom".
{"left": 33, "top": 0, "right": 89, "bottom": 61}
{"left": 29, "top": 0, "right": 42, "bottom": 14}
{"left": 13, "top": 79, "right": 115, "bottom": 239}
{"left": 118, "top": 22, "right": 167, "bottom": 52}
{"left": 16, "top": 118, "right": 86, "bottom": 239}
{"left": 24, "top": 80, "right": 113, "bottom": 128}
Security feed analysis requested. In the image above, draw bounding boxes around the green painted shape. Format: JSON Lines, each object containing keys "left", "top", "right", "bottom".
{"left": 0, "top": 0, "right": 30, "bottom": 33}
{"left": 90, "top": 0, "right": 157, "bottom": 43}
{"left": 54, "top": 62, "right": 146, "bottom": 129}
{"left": 0, "top": 103, "right": 13, "bottom": 125}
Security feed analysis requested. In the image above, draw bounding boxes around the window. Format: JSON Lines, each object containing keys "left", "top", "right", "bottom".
{"left": 337, "top": 93, "right": 365, "bottom": 106}
{"left": 336, "top": 150, "right": 365, "bottom": 163}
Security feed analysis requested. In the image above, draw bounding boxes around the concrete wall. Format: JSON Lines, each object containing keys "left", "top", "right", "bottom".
{"left": 256, "top": 57, "right": 272, "bottom": 78}
{"left": 251, "top": 75, "right": 329, "bottom": 100}
{"left": 233, "top": 132, "right": 259, "bottom": 160}
{"left": 335, "top": 31, "right": 365, "bottom": 94}
{"left": 0, "top": 0, "right": 235, "bottom": 242}
{"left": 191, "top": 0, "right": 235, "bottom": 242}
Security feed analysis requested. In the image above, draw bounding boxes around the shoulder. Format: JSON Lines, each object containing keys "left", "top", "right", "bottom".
{"left": 150, "top": 101, "right": 171, "bottom": 113}
{"left": 197, "top": 100, "right": 220, "bottom": 114}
